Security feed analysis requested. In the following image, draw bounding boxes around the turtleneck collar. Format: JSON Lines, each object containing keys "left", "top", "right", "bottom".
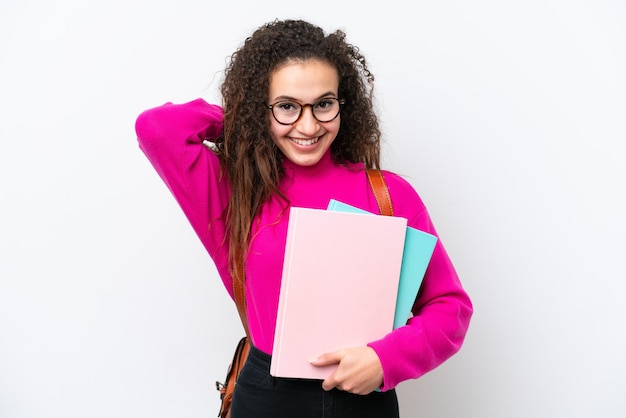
{"left": 282, "top": 149, "right": 335, "bottom": 181}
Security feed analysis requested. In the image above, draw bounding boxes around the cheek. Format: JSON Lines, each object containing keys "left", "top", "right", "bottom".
{"left": 328, "top": 118, "right": 341, "bottom": 137}
{"left": 269, "top": 120, "right": 290, "bottom": 140}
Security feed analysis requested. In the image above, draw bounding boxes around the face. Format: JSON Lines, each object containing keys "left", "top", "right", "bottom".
{"left": 268, "top": 59, "right": 340, "bottom": 167}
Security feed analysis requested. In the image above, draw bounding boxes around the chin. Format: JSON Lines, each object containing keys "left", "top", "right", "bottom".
{"left": 287, "top": 154, "right": 324, "bottom": 167}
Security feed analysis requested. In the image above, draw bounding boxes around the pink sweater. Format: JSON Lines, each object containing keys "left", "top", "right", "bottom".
{"left": 135, "top": 98, "right": 473, "bottom": 390}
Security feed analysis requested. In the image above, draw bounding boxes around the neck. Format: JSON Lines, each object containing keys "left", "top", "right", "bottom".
{"left": 283, "top": 150, "right": 333, "bottom": 177}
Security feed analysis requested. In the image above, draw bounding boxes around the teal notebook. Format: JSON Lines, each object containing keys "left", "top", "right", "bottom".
{"left": 327, "top": 199, "right": 438, "bottom": 329}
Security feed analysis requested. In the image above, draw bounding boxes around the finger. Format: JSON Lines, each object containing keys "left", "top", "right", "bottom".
{"left": 310, "top": 350, "right": 342, "bottom": 367}
{"left": 322, "top": 373, "right": 339, "bottom": 391}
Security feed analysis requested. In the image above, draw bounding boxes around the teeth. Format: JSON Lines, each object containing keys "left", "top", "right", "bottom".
{"left": 292, "top": 137, "right": 319, "bottom": 146}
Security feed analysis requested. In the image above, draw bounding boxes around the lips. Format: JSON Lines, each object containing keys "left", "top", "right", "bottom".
{"left": 290, "top": 137, "right": 319, "bottom": 146}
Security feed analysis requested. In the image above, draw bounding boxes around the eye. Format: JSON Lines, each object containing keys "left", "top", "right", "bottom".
{"left": 314, "top": 99, "right": 335, "bottom": 110}
{"left": 275, "top": 101, "right": 300, "bottom": 113}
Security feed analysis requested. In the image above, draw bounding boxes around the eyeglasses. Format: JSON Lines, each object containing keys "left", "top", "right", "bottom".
{"left": 267, "top": 98, "right": 345, "bottom": 125}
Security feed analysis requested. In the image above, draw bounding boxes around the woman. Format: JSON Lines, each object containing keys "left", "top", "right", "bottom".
{"left": 136, "top": 18, "right": 472, "bottom": 418}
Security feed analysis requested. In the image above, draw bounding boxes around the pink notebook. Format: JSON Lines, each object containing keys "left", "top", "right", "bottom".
{"left": 270, "top": 207, "right": 407, "bottom": 379}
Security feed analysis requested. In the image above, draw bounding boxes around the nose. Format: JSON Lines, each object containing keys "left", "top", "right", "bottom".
{"left": 294, "top": 104, "right": 319, "bottom": 134}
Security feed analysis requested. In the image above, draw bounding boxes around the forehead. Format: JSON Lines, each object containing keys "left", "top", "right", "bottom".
{"left": 268, "top": 59, "right": 339, "bottom": 101}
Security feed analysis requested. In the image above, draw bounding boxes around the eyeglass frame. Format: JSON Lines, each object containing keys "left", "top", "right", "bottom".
{"left": 267, "top": 97, "right": 346, "bottom": 126}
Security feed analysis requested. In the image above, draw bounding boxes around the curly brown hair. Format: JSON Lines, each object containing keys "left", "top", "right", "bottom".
{"left": 212, "top": 19, "right": 381, "bottom": 283}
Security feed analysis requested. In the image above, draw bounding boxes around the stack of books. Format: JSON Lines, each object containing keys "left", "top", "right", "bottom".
{"left": 270, "top": 201, "right": 437, "bottom": 379}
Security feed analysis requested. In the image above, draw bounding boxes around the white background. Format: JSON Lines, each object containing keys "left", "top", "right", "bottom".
{"left": 1, "top": 1, "right": 625, "bottom": 417}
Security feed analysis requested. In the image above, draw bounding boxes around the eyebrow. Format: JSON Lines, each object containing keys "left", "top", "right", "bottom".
{"left": 271, "top": 91, "right": 338, "bottom": 103}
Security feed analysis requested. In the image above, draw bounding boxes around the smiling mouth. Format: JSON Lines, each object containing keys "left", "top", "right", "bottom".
{"left": 291, "top": 137, "right": 319, "bottom": 146}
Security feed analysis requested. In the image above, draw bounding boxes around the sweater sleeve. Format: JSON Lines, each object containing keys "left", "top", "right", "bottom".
{"left": 134, "top": 98, "right": 233, "bottom": 292}
{"left": 367, "top": 172, "right": 473, "bottom": 391}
